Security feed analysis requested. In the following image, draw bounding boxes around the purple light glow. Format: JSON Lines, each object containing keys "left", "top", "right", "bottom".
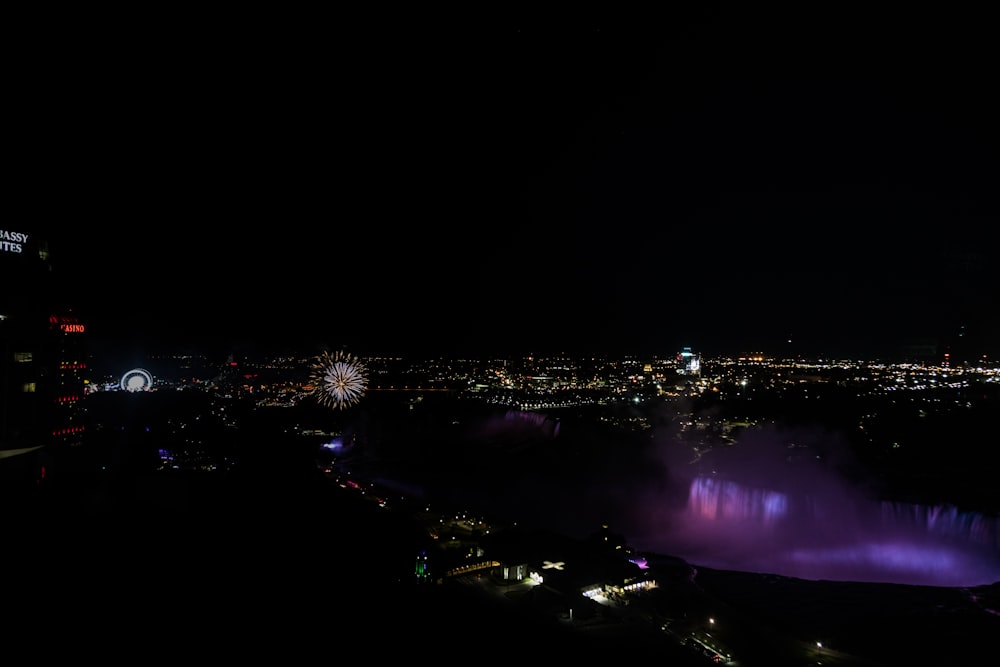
{"left": 621, "top": 428, "right": 1000, "bottom": 587}
{"left": 644, "top": 475, "right": 1000, "bottom": 586}
{"left": 321, "top": 437, "right": 344, "bottom": 452}
{"left": 429, "top": 412, "right": 1000, "bottom": 588}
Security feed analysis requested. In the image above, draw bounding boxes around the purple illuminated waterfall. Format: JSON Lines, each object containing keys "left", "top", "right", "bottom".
{"left": 442, "top": 409, "right": 1000, "bottom": 587}
{"left": 623, "top": 429, "right": 1000, "bottom": 587}
{"left": 633, "top": 473, "right": 1000, "bottom": 587}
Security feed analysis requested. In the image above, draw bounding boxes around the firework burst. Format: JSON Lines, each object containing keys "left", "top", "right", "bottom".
{"left": 308, "top": 350, "right": 368, "bottom": 409}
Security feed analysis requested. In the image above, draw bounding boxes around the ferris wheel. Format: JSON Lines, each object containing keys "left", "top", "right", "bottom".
{"left": 120, "top": 368, "right": 154, "bottom": 392}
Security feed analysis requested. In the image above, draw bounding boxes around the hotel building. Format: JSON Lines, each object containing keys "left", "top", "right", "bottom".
{"left": 0, "top": 228, "right": 87, "bottom": 495}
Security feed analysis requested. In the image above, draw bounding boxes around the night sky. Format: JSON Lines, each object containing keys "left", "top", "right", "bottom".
{"left": 15, "top": 10, "right": 998, "bottom": 360}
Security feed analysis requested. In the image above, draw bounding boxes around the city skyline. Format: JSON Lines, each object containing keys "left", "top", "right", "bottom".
{"left": 4, "top": 12, "right": 999, "bottom": 664}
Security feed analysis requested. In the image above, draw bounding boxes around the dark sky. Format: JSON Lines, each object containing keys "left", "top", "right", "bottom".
{"left": 14, "top": 9, "right": 999, "bottom": 360}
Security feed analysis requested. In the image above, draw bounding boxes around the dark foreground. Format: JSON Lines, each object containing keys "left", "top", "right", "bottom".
{"left": 7, "top": 462, "right": 999, "bottom": 667}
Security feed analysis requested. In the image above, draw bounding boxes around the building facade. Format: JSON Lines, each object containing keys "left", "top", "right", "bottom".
{"left": 0, "top": 228, "right": 87, "bottom": 494}
{"left": 676, "top": 346, "right": 701, "bottom": 376}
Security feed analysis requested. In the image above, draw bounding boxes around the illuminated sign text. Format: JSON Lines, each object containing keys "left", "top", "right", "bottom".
{"left": 0, "top": 229, "right": 29, "bottom": 254}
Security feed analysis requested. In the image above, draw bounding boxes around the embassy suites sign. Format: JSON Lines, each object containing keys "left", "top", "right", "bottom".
{"left": 1, "top": 229, "right": 29, "bottom": 254}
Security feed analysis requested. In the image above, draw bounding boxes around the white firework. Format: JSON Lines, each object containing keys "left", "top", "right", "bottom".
{"left": 308, "top": 350, "right": 367, "bottom": 409}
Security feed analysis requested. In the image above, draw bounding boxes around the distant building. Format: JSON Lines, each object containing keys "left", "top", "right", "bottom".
{"left": 899, "top": 337, "right": 939, "bottom": 363}
{"left": 0, "top": 228, "right": 87, "bottom": 494}
{"left": 676, "top": 347, "right": 701, "bottom": 376}
{"left": 481, "top": 526, "right": 654, "bottom": 603}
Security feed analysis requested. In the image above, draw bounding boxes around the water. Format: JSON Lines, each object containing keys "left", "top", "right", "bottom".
{"left": 640, "top": 474, "right": 1000, "bottom": 587}
{"left": 355, "top": 404, "right": 1000, "bottom": 588}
